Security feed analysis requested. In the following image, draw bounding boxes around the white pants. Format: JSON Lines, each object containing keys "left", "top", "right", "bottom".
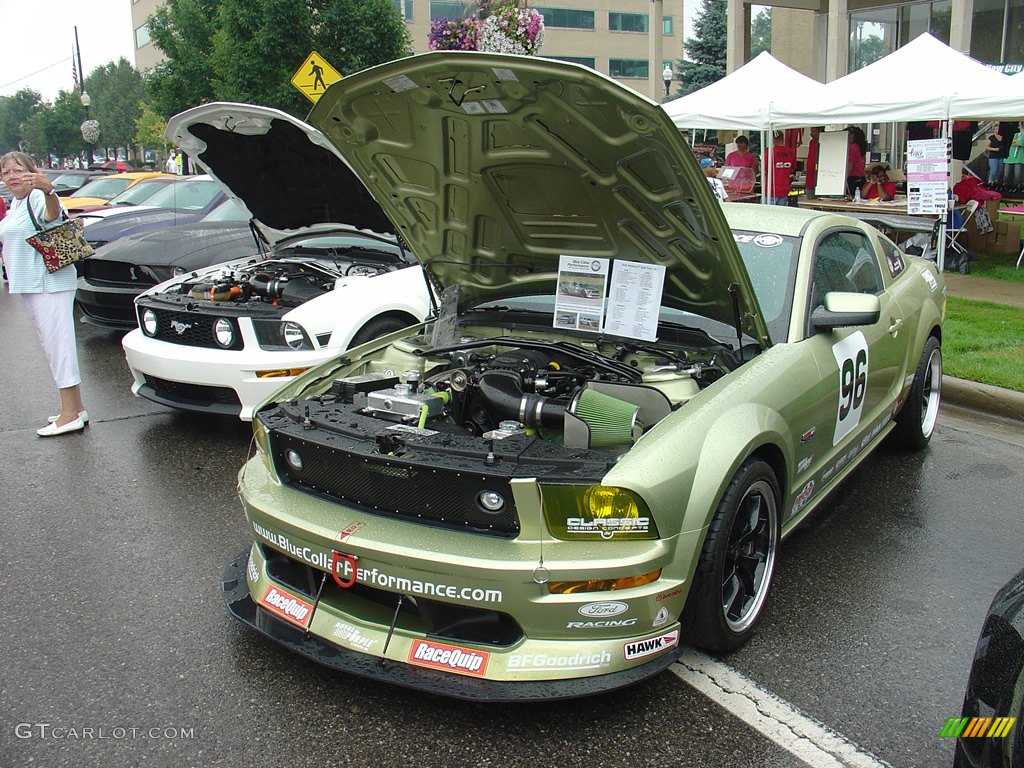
{"left": 22, "top": 290, "right": 81, "bottom": 389}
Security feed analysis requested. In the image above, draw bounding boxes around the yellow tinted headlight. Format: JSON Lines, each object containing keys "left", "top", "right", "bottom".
{"left": 547, "top": 569, "right": 662, "bottom": 594}
{"left": 541, "top": 484, "right": 657, "bottom": 540}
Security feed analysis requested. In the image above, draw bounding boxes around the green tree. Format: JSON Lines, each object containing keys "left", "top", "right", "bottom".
{"left": 0, "top": 90, "right": 43, "bottom": 154}
{"left": 146, "top": 0, "right": 410, "bottom": 119}
{"left": 751, "top": 7, "right": 771, "bottom": 57}
{"left": 135, "top": 102, "right": 169, "bottom": 155}
{"left": 852, "top": 34, "right": 886, "bottom": 70}
{"left": 145, "top": 0, "right": 220, "bottom": 118}
{"left": 677, "top": 0, "right": 727, "bottom": 96}
{"left": 19, "top": 91, "right": 89, "bottom": 164}
{"left": 83, "top": 58, "right": 147, "bottom": 162}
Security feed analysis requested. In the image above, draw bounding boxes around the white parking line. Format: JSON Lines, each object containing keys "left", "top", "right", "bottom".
{"left": 672, "top": 650, "right": 893, "bottom": 768}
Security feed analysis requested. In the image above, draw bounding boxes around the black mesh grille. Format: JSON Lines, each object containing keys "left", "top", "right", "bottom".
{"left": 78, "top": 300, "right": 137, "bottom": 326}
{"left": 141, "top": 307, "right": 243, "bottom": 350}
{"left": 271, "top": 432, "right": 520, "bottom": 537}
{"left": 143, "top": 375, "right": 241, "bottom": 408}
{"left": 82, "top": 260, "right": 158, "bottom": 286}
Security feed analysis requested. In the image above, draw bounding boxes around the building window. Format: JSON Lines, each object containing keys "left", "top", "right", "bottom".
{"left": 609, "top": 12, "right": 648, "bottom": 34}
{"left": 392, "top": 0, "right": 414, "bottom": 21}
{"left": 849, "top": 0, "right": 954, "bottom": 72}
{"left": 609, "top": 58, "right": 649, "bottom": 78}
{"left": 135, "top": 23, "right": 150, "bottom": 48}
{"left": 534, "top": 7, "right": 595, "bottom": 29}
{"left": 550, "top": 56, "right": 596, "bottom": 68}
{"left": 431, "top": 1, "right": 475, "bottom": 20}
{"left": 971, "top": 0, "right": 1022, "bottom": 65}
{"left": 663, "top": 16, "right": 673, "bottom": 35}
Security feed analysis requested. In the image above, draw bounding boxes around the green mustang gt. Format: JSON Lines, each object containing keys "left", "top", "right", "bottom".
{"left": 212, "top": 52, "right": 945, "bottom": 700}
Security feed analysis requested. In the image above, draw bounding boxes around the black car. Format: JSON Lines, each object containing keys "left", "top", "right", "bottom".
{"left": 78, "top": 175, "right": 227, "bottom": 248}
{"left": 954, "top": 566, "right": 1024, "bottom": 767}
{"left": 76, "top": 199, "right": 254, "bottom": 329}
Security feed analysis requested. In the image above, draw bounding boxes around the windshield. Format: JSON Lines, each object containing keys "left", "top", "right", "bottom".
{"left": 144, "top": 179, "right": 221, "bottom": 211}
{"left": 50, "top": 172, "right": 95, "bottom": 189}
{"left": 108, "top": 179, "right": 174, "bottom": 206}
{"left": 200, "top": 199, "right": 250, "bottom": 222}
{"left": 71, "top": 176, "right": 134, "bottom": 200}
{"left": 731, "top": 231, "right": 800, "bottom": 343}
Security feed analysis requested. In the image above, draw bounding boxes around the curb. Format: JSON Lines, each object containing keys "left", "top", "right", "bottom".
{"left": 941, "top": 376, "right": 1024, "bottom": 423}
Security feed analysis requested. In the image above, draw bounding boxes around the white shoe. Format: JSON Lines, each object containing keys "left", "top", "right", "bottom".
{"left": 38, "top": 416, "right": 86, "bottom": 437}
{"left": 48, "top": 410, "right": 89, "bottom": 424}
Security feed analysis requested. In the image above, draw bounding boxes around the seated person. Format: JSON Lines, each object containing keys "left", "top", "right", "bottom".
{"left": 700, "top": 158, "right": 727, "bottom": 202}
{"left": 725, "top": 135, "right": 759, "bottom": 174}
{"left": 860, "top": 165, "right": 897, "bottom": 201}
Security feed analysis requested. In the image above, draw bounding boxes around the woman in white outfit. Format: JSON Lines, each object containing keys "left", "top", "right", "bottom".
{"left": 0, "top": 152, "right": 88, "bottom": 436}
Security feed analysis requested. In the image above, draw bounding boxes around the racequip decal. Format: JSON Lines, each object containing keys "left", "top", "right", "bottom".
{"left": 408, "top": 640, "right": 489, "bottom": 677}
{"left": 259, "top": 586, "right": 313, "bottom": 629}
{"left": 508, "top": 651, "right": 611, "bottom": 671}
{"left": 251, "top": 521, "right": 503, "bottom": 603}
{"left": 578, "top": 601, "right": 628, "bottom": 617}
{"left": 831, "top": 332, "right": 869, "bottom": 446}
{"left": 624, "top": 630, "right": 679, "bottom": 661}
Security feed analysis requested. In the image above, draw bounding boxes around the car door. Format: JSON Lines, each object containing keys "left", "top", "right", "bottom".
{"left": 785, "top": 228, "right": 906, "bottom": 519}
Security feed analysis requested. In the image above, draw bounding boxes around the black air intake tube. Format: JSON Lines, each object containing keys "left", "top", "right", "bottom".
{"left": 248, "top": 273, "right": 324, "bottom": 305}
{"left": 477, "top": 370, "right": 565, "bottom": 428}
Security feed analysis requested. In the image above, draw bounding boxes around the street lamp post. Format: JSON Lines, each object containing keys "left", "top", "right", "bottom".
{"left": 79, "top": 91, "right": 100, "bottom": 169}
{"left": 663, "top": 65, "right": 674, "bottom": 100}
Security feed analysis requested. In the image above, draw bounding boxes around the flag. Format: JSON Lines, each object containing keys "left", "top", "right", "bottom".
{"left": 71, "top": 45, "right": 79, "bottom": 92}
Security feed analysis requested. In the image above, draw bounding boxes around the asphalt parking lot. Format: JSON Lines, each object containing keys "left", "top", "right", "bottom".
{"left": 1, "top": 289, "right": 1022, "bottom": 768}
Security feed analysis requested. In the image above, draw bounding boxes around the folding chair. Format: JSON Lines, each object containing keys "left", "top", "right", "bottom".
{"left": 946, "top": 199, "right": 979, "bottom": 257}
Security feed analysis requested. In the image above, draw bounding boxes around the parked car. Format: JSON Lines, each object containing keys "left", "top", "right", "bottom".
{"left": 121, "top": 104, "right": 431, "bottom": 419}
{"left": 61, "top": 171, "right": 171, "bottom": 213}
{"left": 953, "top": 567, "right": 1024, "bottom": 767}
{"left": 221, "top": 53, "right": 947, "bottom": 701}
{"left": 1, "top": 169, "right": 108, "bottom": 205}
{"left": 96, "top": 160, "right": 131, "bottom": 172}
{"left": 76, "top": 199, "right": 251, "bottom": 329}
{"left": 71, "top": 175, "right": 181, "bottom": 214}
{"left": 78, "top": 175, "right": 227, "bottom": 248}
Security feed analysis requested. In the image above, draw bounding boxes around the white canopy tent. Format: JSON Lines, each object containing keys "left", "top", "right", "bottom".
{"left": 770, "top": 34, "right": 1021, "bottom": 127}
{"left": 662, "top": 52, "right": 829, "bottom": 131}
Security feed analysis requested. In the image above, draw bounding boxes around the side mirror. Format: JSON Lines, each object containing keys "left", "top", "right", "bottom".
{"left": 811, "top": 292, "right": 881, "bottom": 332}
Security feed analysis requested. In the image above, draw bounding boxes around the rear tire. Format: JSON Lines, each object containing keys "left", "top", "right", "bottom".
{"left": 349, "top": 315, "right": 412, "bottom": 347}
{"left": 892, "top": 336, "right": 941, "bottom": 450}
{"left": 681, "top": 458, "right": 780, "bottom": 652}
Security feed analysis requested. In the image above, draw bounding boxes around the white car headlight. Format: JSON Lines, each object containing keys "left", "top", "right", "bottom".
{"left": 282, "top": 321, "right": 307, "bottom": 350}
{"left": 141, "top": 308, "right": 158, "bottom": 337}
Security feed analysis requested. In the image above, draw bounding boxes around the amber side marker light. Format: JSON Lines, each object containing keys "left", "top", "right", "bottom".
{"left": 547, "top": 569, "right": 662, "bottom": 594}
{"left": 256, "top": 367, "right": 311, "bottom": 378}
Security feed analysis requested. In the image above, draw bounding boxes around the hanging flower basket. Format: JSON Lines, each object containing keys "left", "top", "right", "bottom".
{"left": 428, "top": 17, "right": 480, "bottom": 51}
{"left": 478, "top": 7, "right": 545, "bottom": 56}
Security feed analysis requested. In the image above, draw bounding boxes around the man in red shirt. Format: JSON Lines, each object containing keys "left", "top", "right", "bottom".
{"left": 805, "top": 126, "right": 823, "bottom": 196}
{"left": 764, "top": 132, "right": 797, "bottom": 205}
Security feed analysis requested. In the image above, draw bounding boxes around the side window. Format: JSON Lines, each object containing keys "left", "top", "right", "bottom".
{"left": 811, "top": 231, "right": 883, "bottom": 308}
{"left": 878, "top": 236, "right": 906, "bottom": 279}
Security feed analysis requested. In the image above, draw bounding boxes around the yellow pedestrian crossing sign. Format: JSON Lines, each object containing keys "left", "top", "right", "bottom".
{"left": 291, "top": 51, "right": 343, "bottom": 103}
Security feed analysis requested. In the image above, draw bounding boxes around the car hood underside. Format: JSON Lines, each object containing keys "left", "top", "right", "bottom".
{"left": 306, "top": 52, "right": 769, "bottom": 345}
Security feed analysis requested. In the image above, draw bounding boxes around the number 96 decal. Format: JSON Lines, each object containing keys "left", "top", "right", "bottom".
{"left": 831, "top": 332, "right": 869, "bottom": 446}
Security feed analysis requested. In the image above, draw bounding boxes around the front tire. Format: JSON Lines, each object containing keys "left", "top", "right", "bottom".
{"left": 892, "top": 336, "right": 941, "bottom": 450}
{"left": 681, "top": 458, "right": 780, "bottom": 652}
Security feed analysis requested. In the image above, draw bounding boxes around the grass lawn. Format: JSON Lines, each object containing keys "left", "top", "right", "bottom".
{"left": 943, "top": 296, "right": 1024, "bottom": 392}
{"left": 968, "top": 250, "right": 1024, "bottom": 283}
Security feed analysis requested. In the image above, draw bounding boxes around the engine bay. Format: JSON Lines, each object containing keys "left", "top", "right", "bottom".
{"left": 144, "top": 252, "right": 407, "bottom": 317}
{"left": 262, "top": 335, "right": 731, "bottom": 456}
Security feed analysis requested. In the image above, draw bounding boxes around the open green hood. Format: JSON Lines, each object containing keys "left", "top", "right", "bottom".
{"left": 309, "top": 52, "right": 770, "bottom": 346}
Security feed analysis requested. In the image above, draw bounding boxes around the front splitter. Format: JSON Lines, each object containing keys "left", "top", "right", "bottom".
{"left": 222, "top": 549, "right": 683, "bottom": 702}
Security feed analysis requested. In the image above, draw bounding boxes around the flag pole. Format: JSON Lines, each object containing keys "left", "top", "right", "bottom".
{"left": 74, "top": 26, "right": 85, "bottom": 95}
